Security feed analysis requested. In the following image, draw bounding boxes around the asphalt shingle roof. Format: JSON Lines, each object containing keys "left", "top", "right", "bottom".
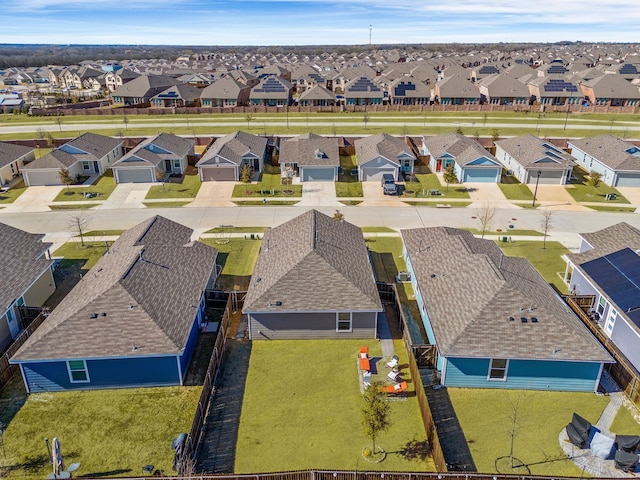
{"left": 402, "top": 227, "right": 611, "bottom": 362}
{"left": 279, "top": 133, "right": 339, "bottom": 167}
{"left": 243, "top": 210, "right": 382, "bottom": 313}
{"left": 23, "top": 133, "right": 122, "bottom": 170}
{"left": 569, "top": 135, "right": 640, "bottom": 172}
{"left": 423, "top": 133, "right": 498, "bottom": 167}
{"left": 11, "top": 216, "right": 217, "bottom": 362}
{"left": 197, "top": 131, "right": 267, "bottom": 167}
{"left": 112, "top": 133, "right": 194, "bottom": 168}
{"left": 495, "top": 134, "right": 575, "bottom": 169}
{"left": 354, "top": 133, "right": 415, "bottom": 166}
{"left": 0, "top": 141, "right": 33, "bottom": 169}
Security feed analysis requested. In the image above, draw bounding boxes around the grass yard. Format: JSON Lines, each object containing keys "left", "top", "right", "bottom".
{"left": 335, "top": 181, "right": 363, "bottom": 197}
{"left": 206, "top": 226, "right": 267, "bottom": 234}
{"left": 52, "top": 174, "right": 117, "bottom": 202}
{"left": 403, "top": 201, "right": 472, "bottom": 207}
{"left": 233, "top": 173, "right": 302, "bottom": 197}
{"left": 82, "top": 229, "right": 125, "bottom": 237}
{"left": 498, "top": 183, "right": 534, "bottom": 201}
{"left": 365, "top": 236, "right": 406, "bottom": 283}
{"left": 49, "top": 203, "right": 100, "bottom": 210}
{"left": 448, "top": 388, "right": 609, "bottom": 476}
{"left": 52, "top": 241, "right": 112, "bottom": 270}
{"left": 464, "top": 228, "right": 543, "bottom": 237}
{"left": 233, "top": 200, "right": 299, "bottom": 206}
{"left": 235, "top": 340, "right": 434, "bottom": 473}
{"left": 498, "top": 240, "right": 569, "bottom": 293}
{"left": 200, "top": 237, "right": 261, "bottom": 291}
{"left": 361, "top": 227, "right": 398, "bottom": 233}
{"left": 589, "top": 205, "right": 637, "bottom": 212}
{"left": 610, "top": 405, "right": 640, "bottom": 435}
{"left": 566, "top": 167, "right": 629, "bottom": 203}
{"left": 1, "top": 385, "right": 200, "bottom": 479}
{"left": 404, "top": 174, "right": 470, "bottom": 199}
{"left": 0, "top": 181, "right": 27, "bottom": 204}
{"left": 145, "top": 174, "right": 202, "bottom": 199}
{"left": 336, "top": 155, "right": 363, "bottom": 197}
{"left": 143, "top": 201, "right": 192, "bottom": 207}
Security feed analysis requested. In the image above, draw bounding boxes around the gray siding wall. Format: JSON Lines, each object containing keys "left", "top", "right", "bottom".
{"left": 610, "top": 315, "right": 640, "bottom": 372}
{"left": 249, "top": 311, "right": 377, "bottom": 340}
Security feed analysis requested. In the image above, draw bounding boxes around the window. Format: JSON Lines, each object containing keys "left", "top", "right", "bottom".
{"left": 488, "top": 358, "right": 508, "bottom": 381}
{"left": 605, "top": 308, "right": 617, "bottom": 334}
{"left": 597, "top": 296, "right": 606, "bottom": 316}
{"left": 336, "top": 312, "right": 352, "bottom": 332}
{"left": 67, "top": 360, "right": 90, "bottom": 383}
{"left": 173, "top": 159, "right": 181, "bottom": 169}
{"left": 82, "top": 161, "right": 90, "bottom": 171}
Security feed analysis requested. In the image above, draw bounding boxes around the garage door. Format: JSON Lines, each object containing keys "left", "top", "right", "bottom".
{"left": 116, "top": 168, "right": 154, "bottom": 183}
{"left": 301, "top": 167, "right": 335, "bottom": 182}
{"left": 361, "top": 168, "right": 396, "bottom": 182}
{"left": 201, "top": 167, "right": 236, "bottom": 181}
{"left": 528, "top": 170, "right": 564, "bottom": 185}
{"left": 616, "top": 173, "right": 640, "bottom": 187}
{"left": 463, "top": 168, "right": 499, "bottom": 183}
{"left": 23, "top": 170, "right": 60, "bottom": 186}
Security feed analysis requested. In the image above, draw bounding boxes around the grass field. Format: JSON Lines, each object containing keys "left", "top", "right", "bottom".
{"left": 235, "top": 340, "right": 434, "bottom": 473}
{"left": 404, "top": 174, "right": 470, "bottom": 199}
{"left": 566, "top": 168, "right": 629, "bottom": 204}
{"left": 448, "top": 388, "right": 609, "bottom": 476}
{"left": 146, "top": 174, "right": 201, "bottom": 199}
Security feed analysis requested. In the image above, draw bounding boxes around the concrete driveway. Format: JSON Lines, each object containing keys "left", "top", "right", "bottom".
{"left": 95, "top": 183, "right": 151, "bottom": 209}
{"left": 188, "top": 181, "right": 236, "bottom": 207}
{"left": 359, "top": 182, "right": 408, "bottom": 207}
{"left": 532, "top": 184, "right": 592, "bottom": 211}
{"left": 463, "top": 182, "right": 521, "bottom": 210}
{"left": 615, "top": 187, "right": 640, "bottom": 210}
{"left": 2, "top": 186, "right": 63, "bottom": 212}
{"left": 296, "top": 181, "right": 342, "bottom": 206}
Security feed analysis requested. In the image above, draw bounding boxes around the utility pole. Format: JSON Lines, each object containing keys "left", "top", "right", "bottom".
{"left": 369, "top": 25, "right": 372, "bottom": 45}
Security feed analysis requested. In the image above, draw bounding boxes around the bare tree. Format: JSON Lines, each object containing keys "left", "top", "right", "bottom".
{"left": 362, "top": 111, "right": 370, "bottom": 129}
{"left": 540, "top": 209, "right": 554, "bottom": 249}
{"left": 123, "top": 115, "right": 129, "bottom": 130}
{"left": 587, "top": 171, "right": 602, "bottom": 190}
{"left": 477, "top": 203, "right": 496, "bottom": 239}
{"left": 155, "top": 167, "right": 166, "bottom": 190}
{"left": 55, "top": 116, "right": 62, "bottom": 132}
{"left": 67, "top": 214, "right": 89, "bottom": 247}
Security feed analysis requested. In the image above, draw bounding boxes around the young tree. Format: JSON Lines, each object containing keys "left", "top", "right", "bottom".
{"left": 491, "top": 129, "right": 501, "bottom": 143}
{"left": 333, "top": 209, "right": 344, "bottom": 221}
{"left": 477, "top": 202, "right": 496, "bottom": 239}
{"left": 588, "top": 171, "right": 602, "bottom": 190}
{"left": 123, "top": 115, "right": 129, "bottom": 130}
{"left": 455, "top": 126, "right": 464, "bottom": 135}
{"left": 245, "top": 113, "right": 254, "bottom": 129}
{"left": 442, "top": 164, "right": 457, "bottom": 191}
{"left": 240, "top": 163, "right": 252, "bottom": 184}
{"left": 66, "top": 213, "right": 89, "bottom": 247}
{"left": 362, "top": 111, "right": 370, "bottom": 129}
{"left": 55, "top": 116, "right": 63, "bottom": 132}
{"left": 361, "top": 381, "right": 391, "bottom": 457}
{"left": 58, "top": 168, "right": 75, "bottom": 192}
{"left": 155, "top": 167, "right": 166, "bottom": 190}
{"left": 46, "top": 133, "right": 57, "bottom": 148}
{"left": 540, "top": 209, "right": 554, "bottom": 249}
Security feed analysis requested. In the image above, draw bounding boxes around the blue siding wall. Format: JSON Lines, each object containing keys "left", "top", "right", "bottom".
{"left": 444, "top": 357, "right": 601, "bottom": 391}
{"left": 22, "top": 355, "right": 180, "bottom": 392}
{"left": 180, "top": 316, "right": 201, "bottom": 378}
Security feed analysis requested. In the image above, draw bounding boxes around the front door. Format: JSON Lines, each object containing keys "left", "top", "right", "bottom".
{"left": 436, "top": 159, "right": 442, "bottom": 172}
{"left": 165, "top": 159, "right": 172, "bottom": 173}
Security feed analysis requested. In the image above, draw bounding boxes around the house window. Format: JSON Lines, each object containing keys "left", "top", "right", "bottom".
{"left": 82, "top": 161, "right": 90, "bottom": 171}
{"left": 336, "top": 312, "right": 352, "bottom": 332}
{"left": 605, "top": 308, "right": 617, "bottom": 334}
{"left": 173, "top": 159, "right": 181, "bottom": 169}
{"left": 67, "top": 360, "right": 90, "bottom": 383}
{"left": 488, "top": 358, "right": 508, "bottom": 381}
{"left": 597, "top": 296, "right": 606, "bottom": 316}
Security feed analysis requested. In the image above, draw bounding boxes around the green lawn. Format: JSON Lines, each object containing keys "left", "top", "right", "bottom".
{"left": 0, "top": 181, "right": 27, "bottom": 204}
{"left": 234, "top": 200, "right": 299, "bottom": 206}
{"left": 366, "top": 236, "right": 406, "bottom": 283}
{"left": 361, "top": 227, "right": 398, "bottom": 233}
{"left": 52, "top": 241, "right": 112, "bottom": 270}
{"left": 205, "top": 226, "right": 267, "bottom": 234}
{"left": 143, "top": 201, "right": 192, "bottom": 207}
{"left": 233, "top": 173, "right": 302, "bottom": 197}
{"left": 145, "top": 174, "right": 201, "bottom": 199}
{"left": 82, "top": 230, "right": 125, "bottom": 237}
{"left": 49, "top": 203, "right": 100, "bottom": 210}
{"left": 335, "top": 181, "right": 363, "bottom": 197}
{"left": 464, "top": 228, "right": 543, "bottom": 237}
{"left": 610, "top": 405, "right": 640, "bottom": 435}
{"left": 498, "top": 240, "right": 569, "bottom": 293}
{"left": 565, "top": 167, "right": 629, "bottom": 203}
{"left": 404, "top": 174, "right": 470, "bottom": 199}
{"left": 1, "top": 385, "right": 200, "bottom": 479}
{"left": 449, "top": 388, "right": 609, "bottom": 476}
{"left": 589, "top": 205, "right": 637, "bottom": 212}
{"left": 52, "top": 174, "right": 117, "bottom": 202}
{"left": 200, "top": 237, "right": 261, "bottom": 291}
{"left": 498, "top": 183, "right": 534, "bottom": 201}
{"left": 336, "top": 155, "right": 363, "bottom": 197}
{"left": 403, "top": 201, "right": 472, "bottom": 207}
{"left": 236, "top": 340, "right": 434, "bottom": 473}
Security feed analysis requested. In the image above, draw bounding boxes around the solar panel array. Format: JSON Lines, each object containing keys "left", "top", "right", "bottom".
{"left": 254, "top": 77, "right": 287, "bottom": 94}
{"left": 543, "top": 79, "right": 578, "bottom": 93}
{"left": 547, "top": 65, "right": 569, "bottom": 74}
{"left": 158, "top": 91, "right": 179, "bottom": 98}
{"left": 309, "top": 73, "right": 325, "bottom": 83}
{"left": 620, "top": 64, "right": 639, "bottom": 75}
{"left": 347, "top": 77, "right": 381, "bottom": 93}
{"left": 394, "top": 81, "right": 417, "bottom": 96}
{"left": 479, "top": 66, "right": 500, "bottom": 74}
{"left": 582, "top": 248, "right": 640, "bottom": 327}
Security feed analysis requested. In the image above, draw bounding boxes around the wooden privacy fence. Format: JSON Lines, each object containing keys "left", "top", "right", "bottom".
{"left": 0, "top": 312, "right": 46, "bottom": 389}
{"left": 566, "top": 295, "right": 640, "bottom": 406}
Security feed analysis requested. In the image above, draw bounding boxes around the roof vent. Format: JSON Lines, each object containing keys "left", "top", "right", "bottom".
{"left": 531, "top": 317, "right": 538, "bottom": 323}
{"left": 520, "top": 317, "right": 527, "bottom": 323}
{"left": 89, "top": 313, "right": 98, "bottom": 319}
{"left": 269, "top": 301, "right": 282, "bottom": 307}
{"left": 101, "top": 312, "right": 107, "bottom": 317}
{"left": 509, "top": 316, "right": 515, "bottom": 322}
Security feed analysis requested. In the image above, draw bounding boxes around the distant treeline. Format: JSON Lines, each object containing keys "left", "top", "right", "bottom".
{"left": 0, "top": 42, "right": 590, "bottom": 69}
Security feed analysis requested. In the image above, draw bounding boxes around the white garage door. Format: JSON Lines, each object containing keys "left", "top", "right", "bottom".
{"left": 616, "top": 173, "right": 640, "bottom": 187}
{"left": 361, "top": 168, "right": 396, "bottom": 182}
{"left": 528, "top": 170, "right": 565, "bottom": 185}
{"left": 301, "top": 167, "right": 335, "bottom": 182}
{"left": 24, "top": 170, "right": 61, "bottom": 186}
{"left": 116, "top": 168, "right": 154, "bottom": 183}
{"left": 201, "top": 167, "right": 236, "bottom": 181}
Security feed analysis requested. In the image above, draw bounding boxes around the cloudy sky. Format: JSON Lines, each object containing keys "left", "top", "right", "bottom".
{"left": 1, "top": 0, "right": 638, "bottom": 45}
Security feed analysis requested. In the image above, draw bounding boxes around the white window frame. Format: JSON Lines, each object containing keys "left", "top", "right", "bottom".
{"left": 67, "top": 359, "right": 90, "bottom": 383}
{"left": 336, "top": 312, "right": 352, "bottom": 332}
{"left": 605, "top": 308, "right": 617, "bottom": 334}
{"left": 82, "top": 161, "right": 91, "bottom": 171}
{"left": 487, "top": 358, "right": 509, "bottom": 381}
{"left": 173, "top": 159, "right": 181, "bottom": 169}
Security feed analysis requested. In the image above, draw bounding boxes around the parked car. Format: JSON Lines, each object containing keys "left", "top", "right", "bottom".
{"left": 381, "top": 173, "right": 397, "bottom": 195}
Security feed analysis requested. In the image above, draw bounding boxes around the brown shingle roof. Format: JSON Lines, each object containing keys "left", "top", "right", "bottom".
{"left": 197, "top": 131, "right": 267, "bottom": 167}
{"left": 279, "top": 133, "right": 339, "bottom": 167}
{"left": 0, "top": 141, "right": 33, "bottom": 169}
{"left": 495, "top": 135, "right": 575, "bottom": 169}
{"left": 354, "top": 133, "right": 415, "bottom": 166}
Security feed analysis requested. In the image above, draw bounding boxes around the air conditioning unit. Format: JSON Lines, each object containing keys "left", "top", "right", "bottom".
{"left": 396, "top": 271, "right": 411, "bottom": 282}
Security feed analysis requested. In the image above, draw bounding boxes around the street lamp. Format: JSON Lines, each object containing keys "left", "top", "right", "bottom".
{"left": 532, "top": 170, "right": 542, "bottom": 207}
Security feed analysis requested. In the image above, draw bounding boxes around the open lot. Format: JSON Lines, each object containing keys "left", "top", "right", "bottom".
{"left": 235, "top": 339, "right": 434, "bottom": 472}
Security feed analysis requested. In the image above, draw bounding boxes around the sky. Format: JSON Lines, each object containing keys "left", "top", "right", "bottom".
{"left": 1, "top": 0, "right": 639, "bottom": 46}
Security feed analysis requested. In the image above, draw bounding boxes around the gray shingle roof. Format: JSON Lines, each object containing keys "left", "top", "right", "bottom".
{"left": 568, "top": 222, "right": 640, "bottom": 264}
{"left": 354, "top": 133, "right": 415, "bottom": 166}
{"left": 197, "top": 131, "right": 267, "bottom": 167}
{"left": 243, "top": 210, "right": 382, "bottom": 313}
{"left": 111, "top": 74, "right": 180, "bottom": 98}
{"left": 23, "top": 133, "right": 122, "bottom": 170}
{"left": 11, "top": 216, "right": 217, "bottom": 361}
{"left": 402, "top": 227, "right": 611, "bottom": 362}
{"left": 0, "top": 222, "right": 53, "bottom": 311}
{"left": 495, "top": 134, "right": 575, "bottom": 169}
{"left": 0, "top": 142, "right": 33, "bottom": 169}
{"left": 279, "top": 133, "right": 339, "bottom": 167}
{"left": 112, "top": 133, "right": 194, "bottom": 168}
{"left": 423, "top": 133, "right": 498, "bottom": 167}
{"left": 569, "top": 135, "right": 640, "bottom": 172}
{"left": 200, "top": 76, "right": 247, "bottom": 99}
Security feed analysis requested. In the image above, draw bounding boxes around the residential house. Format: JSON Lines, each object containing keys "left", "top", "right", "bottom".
{"left": 434, "top": 74, "right": 480, "bottom": 105}
{"left": 343, "top": 76, "right": 384, "bottom": 106}
{"left": 564, "top": 222, "right": 640, "bottom": 372}
{"left": 421, "top": 133, "right": 502, "bottom": 182}
{"left": 579, "top": 74, "right": 640, "bottom": 107}
{"left": 402, "top": 226, "right": 612, "bottom": 391}
{"left": 0, "top": 94, "right": 24, "bottom": 113}
{"left": 387, "top": 77, "right": 432, "bottom": 105}
{"left": 355, "top": 133, "right": 416, "bottom": 181}
{"left": 249, "top": 76, "right": 293, "bottom": 107}
{"left": 111, "top": 74, "right": 180, "bottom": 106}
{"left": 297, "top": 85, "right": 336, "bottom": 107}
{"left": 243, "top": 209, "right": 382, "bottom": 340}
{"left": 279, "top": 133, "right": 340, "bottom": 182}
{"left": 476, "top": 73, "right": 531, "bottom": 105}
{"left": 527, "top": 76, "right": 582, "bottom": 106}
{"left": 111, "top": 133, "right": 195, "bottom": 183}
{"left": 0, "top": 141, "right": 35, "bottom": 186}
{"left": 10, "top": 216, "right": 218, "bottom": 392}
{"left": 568, "top": 135, "right": 640, "bottom": 187}
{"left": 104, "top": 69, "right": 140, "bottom": 93}
{"left": 495, "top": 135, "right": 575, "bottom": 184}
{"left": 150, "top": 84, "right": 202, "bottom": 108}
{"left": 196, "top": 131, "right": 267, "bottom": 181}
{"left": 199, "top": 77, "right": 251, "bottom": 108}
{"left": 22, "top": 133, "right": 123, "bottom": 186}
